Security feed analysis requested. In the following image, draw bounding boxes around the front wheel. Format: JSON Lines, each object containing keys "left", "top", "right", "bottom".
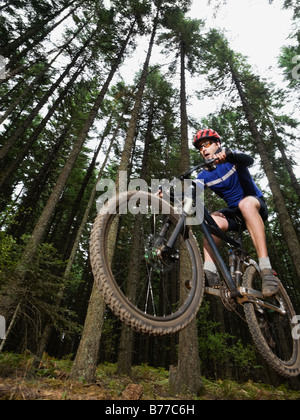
{"left": 243, "top": 265, "right": 300, "bottom": 378}
{"left": 90, "top": 191, "right": 205, "bottom": 336}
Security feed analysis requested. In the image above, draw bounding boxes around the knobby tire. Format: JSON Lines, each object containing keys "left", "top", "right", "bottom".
{"left": 243, "top": 265, "right": 300, "bottom": 378}
{"left": 90, "top": 191, "right": 205, "bottom": 336}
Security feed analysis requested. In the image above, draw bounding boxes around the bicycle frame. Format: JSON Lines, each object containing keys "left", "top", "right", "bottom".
{"left": 164, "top": 192, "right": 242, "bottom": 298}
{"left": 200, "top": 209, "right": 241, "bottom": 297}
{"left": 162, "top": 188, "right": 289, "bottom": 319}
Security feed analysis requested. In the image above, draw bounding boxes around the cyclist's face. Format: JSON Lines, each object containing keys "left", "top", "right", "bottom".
{"left": 199, "top": 141, "right": 219, "bottom": 159}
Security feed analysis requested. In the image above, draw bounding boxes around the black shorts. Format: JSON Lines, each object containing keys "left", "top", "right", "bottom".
{"left": 219, "top": 196, "right": 268, "bottom": 232}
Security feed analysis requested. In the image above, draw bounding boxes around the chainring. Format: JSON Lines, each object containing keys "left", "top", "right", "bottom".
{"left": 220, "top": 282, "right": 237, "bottom": 312}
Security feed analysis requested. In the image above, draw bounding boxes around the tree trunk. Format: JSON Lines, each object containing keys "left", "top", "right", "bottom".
{"left": 277, "top": 142, "right": 300, "bottom": 202}
{"left": 65, "top": 22, "right": 138, "bottom": 382}
{"left": 59, "top": 121, "right": 111, "bottom": 257}
{"left": 114, "top": 14, "right": 161, "bottom": 367}
{"left": 180, "top": 44, "right": 190, "bottom": 172}
{"left": 69, "top": 281, "right": 106, "bottom": 383}
{"left": 0, "top": 302, "right": 21, "bottom": 353}
{"left": 117, "top": 11, "right": 158, "bottom": 175}
{"left": 170, "top": 47, "right": 202, "bottom": 396}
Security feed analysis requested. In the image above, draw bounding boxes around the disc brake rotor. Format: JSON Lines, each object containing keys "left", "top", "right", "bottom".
{"left": 144, "top": 235, "right": 177, "bottom": 274}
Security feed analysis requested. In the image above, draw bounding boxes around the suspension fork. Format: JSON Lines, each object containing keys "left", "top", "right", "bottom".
{"left": 165, "top": 184, "right": 197, "bottom": 250}
{"left": 154, "top": 187, "right": 192, "bottom": 256}
{"left": 165, "top": 213, "right": 186, "bottom": 250}
{"left": 154, "top": 217, "right": 172, "bottom": 248}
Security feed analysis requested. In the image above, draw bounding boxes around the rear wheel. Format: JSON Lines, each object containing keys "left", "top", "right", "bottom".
{"left": 90, "top": 191, "right": 205, "bottom": 336}
{"left": 243, "top": 265, "right": 300, "bottom": 377}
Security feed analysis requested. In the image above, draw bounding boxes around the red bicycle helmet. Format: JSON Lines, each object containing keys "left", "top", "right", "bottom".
{"left": 193, "top": 129, "right": 221, "bottom": 149}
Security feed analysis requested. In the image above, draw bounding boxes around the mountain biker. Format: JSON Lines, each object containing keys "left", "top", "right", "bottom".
{"left": 193, "top": 128, "right": 279, "bottom": 297}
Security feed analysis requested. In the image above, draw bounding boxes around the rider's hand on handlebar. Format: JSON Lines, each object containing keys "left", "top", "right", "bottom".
{"left": 214, "top": 150, "right": 227, "bottom": 164}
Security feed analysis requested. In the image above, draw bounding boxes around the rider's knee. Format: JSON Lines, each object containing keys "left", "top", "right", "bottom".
{"left": 238, "top": 197, "right": 259, "bottom": 217}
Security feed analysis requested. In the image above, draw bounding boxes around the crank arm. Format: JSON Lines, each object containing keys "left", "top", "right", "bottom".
{"left": 205, "top": 287, "right": 221, "bottom": 297}
{"left": 238, "top": 287, "right": 287, "bottom": 315}
{"left": 239, "top": 287, "right": 264, "bottom": 300}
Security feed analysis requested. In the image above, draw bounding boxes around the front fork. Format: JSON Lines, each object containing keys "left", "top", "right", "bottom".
{"left": 157, "top": 191, "right": 240, "bottom": 297}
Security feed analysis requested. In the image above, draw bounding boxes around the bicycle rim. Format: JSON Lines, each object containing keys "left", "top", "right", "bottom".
{"left": 243, "top": 265, "right": 300, "bottom": 377}
{"left": 90, "top": 191, "right": 204, "bottom": 336}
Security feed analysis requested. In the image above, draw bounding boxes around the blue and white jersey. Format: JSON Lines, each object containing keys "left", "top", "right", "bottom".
{"left": 196, "top": 151, "right": 263, "bottom": 208}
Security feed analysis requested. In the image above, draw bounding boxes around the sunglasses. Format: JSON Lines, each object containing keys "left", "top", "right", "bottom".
{"left": 199, "top": 140, "right": 214, "bottom": 151}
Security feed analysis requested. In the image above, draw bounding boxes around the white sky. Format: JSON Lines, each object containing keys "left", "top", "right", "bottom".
{"left": 185, "top": 0, "right": 297, "bottom": 120}
{"left": 189, "top": 0, "right": 294, "bottom": 75}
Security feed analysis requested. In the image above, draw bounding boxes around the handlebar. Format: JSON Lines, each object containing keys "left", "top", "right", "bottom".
{"left": 179, "top": 158, "right": 217, "bottom": 180}
{"left": 157, "top": 158, "right": 218, "bottom": 197}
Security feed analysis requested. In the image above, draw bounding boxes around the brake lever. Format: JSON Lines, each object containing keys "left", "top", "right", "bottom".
{"left": 179, "top": 158, "right": 217, "bottom": 180}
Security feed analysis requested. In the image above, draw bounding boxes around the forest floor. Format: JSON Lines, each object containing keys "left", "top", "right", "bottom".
{"left": 0, "top": 352, "right": 300, "bottom": 401}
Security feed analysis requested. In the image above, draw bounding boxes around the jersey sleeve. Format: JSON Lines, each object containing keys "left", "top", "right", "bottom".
{"left": 226, "top": 150, "right": 254, "bottom": 167}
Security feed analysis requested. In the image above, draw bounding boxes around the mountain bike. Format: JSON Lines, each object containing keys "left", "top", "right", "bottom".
{"left": 90, "top": 159, "right": 300, "bottom": 378}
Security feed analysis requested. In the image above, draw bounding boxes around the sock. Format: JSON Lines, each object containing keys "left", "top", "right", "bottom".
{"left": 204, "top": 261, "right": 218, "bottom": 273}
{"left": 259, "top": 257, "right": 272, "bottom": 271}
